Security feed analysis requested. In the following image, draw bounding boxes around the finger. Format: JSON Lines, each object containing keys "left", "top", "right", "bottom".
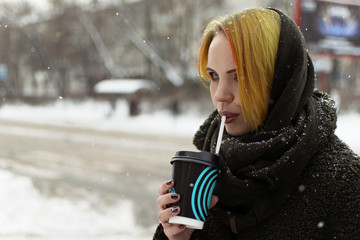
{"left": 158, "top": 180, "right": 174, "bottom": 195}
{"left": 156, "top": 192, "right": 180, "bottom": 210}
{"left": 157, "top": 206, "right": 181, "bottom": 224}
{"left": 163, "top": 223, "right": 187, "bottom": 237}
{"left": 209, "top": 195, "right": 219, "bottom": 209}
{"left": 158, "top": 206, "right": 194, "bottom": 238}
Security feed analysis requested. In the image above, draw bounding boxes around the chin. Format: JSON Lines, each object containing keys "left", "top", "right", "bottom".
{"left": 225, "top": 125, "right": 250, "bottom": 136}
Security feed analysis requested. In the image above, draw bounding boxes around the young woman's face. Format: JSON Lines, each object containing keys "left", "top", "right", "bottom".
{"left": 207, "top": 33, "right": 251, "bottom": 136}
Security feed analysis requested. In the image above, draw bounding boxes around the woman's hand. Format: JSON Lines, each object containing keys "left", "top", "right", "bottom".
{"left": 157, "top": 180, "right": 193, "bottom": 240}
{"left": 156, "top": 180, "right": 219, "bottom": 240}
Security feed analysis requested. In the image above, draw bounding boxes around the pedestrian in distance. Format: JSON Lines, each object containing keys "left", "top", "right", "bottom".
{"left": 154, "top": 7, "right": 360, "bottom": 240}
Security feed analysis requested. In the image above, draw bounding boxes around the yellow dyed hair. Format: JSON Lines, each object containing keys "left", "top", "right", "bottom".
{"left": 198, "top": 8, "right": 281, "bottom": 131}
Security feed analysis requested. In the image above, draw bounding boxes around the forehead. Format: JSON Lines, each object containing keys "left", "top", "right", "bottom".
{"left": 207, "top": 33, "right": 235, "bottom": 69}
{"left": 208, "top": 33, "right": 229, "bottom": 52}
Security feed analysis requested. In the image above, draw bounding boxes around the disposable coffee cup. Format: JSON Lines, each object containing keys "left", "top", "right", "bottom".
{"left": 168, "top": 151, "right": 219, "bottom": 229}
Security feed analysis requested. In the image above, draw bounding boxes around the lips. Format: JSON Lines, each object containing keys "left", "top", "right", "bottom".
{"left": 219, "top": 111, "right": 240, "bottom": 124}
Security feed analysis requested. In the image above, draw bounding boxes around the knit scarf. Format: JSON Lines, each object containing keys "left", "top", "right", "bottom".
{"left": 192, "top": 8, "right": 338, "bottom": 233}
{"left": 193, "top": 92, "right": 336, "bottom": 232}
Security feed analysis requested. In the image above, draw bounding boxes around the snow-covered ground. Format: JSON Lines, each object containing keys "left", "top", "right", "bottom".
{"left": 0, "top": 169, "right": 152, "bottom": 240}
{"left": 0, "top": 99, "right": 359, "bottom": 240}
{"left": 0, "top": 99, "right": 206, "bottom": 240}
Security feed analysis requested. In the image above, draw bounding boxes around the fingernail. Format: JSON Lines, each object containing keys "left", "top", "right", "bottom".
{"left": 179, "top": 225, "right": 185, "bottom": 229}
{"left": 166, "top": 180, "right": 173, "bottom": 185}
{"left": 171, "top": 194, "right": 179, "bottom": 200}
{"left": 171, "top": 207, "right": 179, "bottom": 213}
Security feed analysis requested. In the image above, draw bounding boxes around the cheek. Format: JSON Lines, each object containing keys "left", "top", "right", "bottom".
{"left": 209, "top": 84, "right": 217, "bottom": 106}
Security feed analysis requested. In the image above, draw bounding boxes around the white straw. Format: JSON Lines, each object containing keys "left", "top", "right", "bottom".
{"left": 215, "top": 115, "right": 226, "bottom": 155}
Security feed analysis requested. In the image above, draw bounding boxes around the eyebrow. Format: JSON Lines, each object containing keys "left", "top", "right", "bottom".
{"left": 206, "top": 67, "right": 237, "bottom": 74}
{"left": 226, "top": 69, "right": 237, "bottom": 74}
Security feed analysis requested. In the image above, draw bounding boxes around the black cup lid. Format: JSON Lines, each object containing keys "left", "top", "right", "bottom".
{"left": 171, "top": 151, "right": 219, "bottom": 168}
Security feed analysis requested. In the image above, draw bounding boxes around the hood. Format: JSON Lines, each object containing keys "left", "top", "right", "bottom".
{"left": 264, "top": 8, "right": 315, "bottom": 131}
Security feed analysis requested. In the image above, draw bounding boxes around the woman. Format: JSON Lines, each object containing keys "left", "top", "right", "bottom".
{"left": 154, "top": 8, "right": 360, "bottom": 240}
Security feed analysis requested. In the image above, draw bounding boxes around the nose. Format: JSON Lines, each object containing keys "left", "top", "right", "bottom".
{"left": 214, "top": 79, "right": 234, "bottom": 103}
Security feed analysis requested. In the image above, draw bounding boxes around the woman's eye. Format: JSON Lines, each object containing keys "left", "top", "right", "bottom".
{"left": 209, "top": 72, "right": 219, "bottom": 81}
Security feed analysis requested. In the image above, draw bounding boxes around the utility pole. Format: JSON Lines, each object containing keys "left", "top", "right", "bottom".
{"left": 145, "top": 0, "right": 153, "bottom": 79}
{"left": 7, "top": 26, "right": 19, "bottom": 99}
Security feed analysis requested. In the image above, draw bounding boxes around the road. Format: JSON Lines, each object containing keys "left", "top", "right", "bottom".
{"left": 0, "top": 119, "right": 196, "bottom": 228}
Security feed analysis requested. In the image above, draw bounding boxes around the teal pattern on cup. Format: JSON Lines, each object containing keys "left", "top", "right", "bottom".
{"left": 191, "top": 166, "right": 218, "bottom": 221}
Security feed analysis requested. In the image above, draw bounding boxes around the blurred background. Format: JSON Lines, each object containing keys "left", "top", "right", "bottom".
{"left": 0, "top": 0, "right": 359, "bottom": 239}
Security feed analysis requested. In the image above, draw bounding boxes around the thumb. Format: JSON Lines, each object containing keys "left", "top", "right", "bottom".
{"left": 209, "top": 195, "right": 219, "bottom": 209}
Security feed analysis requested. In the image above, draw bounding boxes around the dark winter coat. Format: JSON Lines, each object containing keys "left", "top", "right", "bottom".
{"left": 192, "top": 109, "right": 360, "bottom": 239}
{"left": 153, "top": 96, "right": 360, "bottom": 239}
{"left": 153, "top": 8, "right": 360, "bottom": 240}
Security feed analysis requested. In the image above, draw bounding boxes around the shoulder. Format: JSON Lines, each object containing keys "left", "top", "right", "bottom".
{"left": 259, "top": 134, "right": 360, "bottom": 238}
{"left": 300, "top": 133, "right": 360, "bottom": 235}
{"left": 303, "top": 132, "right": 360, "bottom": 199}
{"left": 309, "top": 133, "right": 360, "bottom": 185}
